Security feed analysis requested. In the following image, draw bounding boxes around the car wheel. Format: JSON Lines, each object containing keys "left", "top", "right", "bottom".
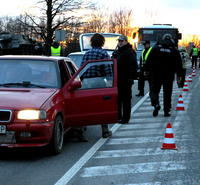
{"left": 49, "top": 115, "right": 64, "bottom": 155}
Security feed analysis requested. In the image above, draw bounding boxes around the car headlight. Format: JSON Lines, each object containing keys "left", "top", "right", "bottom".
{"left": 17, "top": 110, "right": 46, "bottom": 120}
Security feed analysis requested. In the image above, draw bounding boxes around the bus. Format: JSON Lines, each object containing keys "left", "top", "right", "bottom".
{"left": 132, "top": 24, "right": 182, "bottom": 62}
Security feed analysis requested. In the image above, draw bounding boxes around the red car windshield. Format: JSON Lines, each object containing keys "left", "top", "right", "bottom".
{"left": 0, "top": 59, "right": 60, "bottom": 88}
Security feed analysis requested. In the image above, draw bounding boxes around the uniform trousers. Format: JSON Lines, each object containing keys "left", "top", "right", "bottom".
{"left": 191, "top": 56, "right": 198, "bottom": 69}
{"left": 149, "top": 78, "right": 173, "bottom": 113}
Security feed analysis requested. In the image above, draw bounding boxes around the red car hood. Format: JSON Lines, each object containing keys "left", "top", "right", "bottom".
{"left": 0, "top": 88, "right": 58, "bottom": 109}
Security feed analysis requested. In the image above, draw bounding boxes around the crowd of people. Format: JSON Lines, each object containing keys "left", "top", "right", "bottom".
{"left": 49, "top": 33, "right": 197, "bottom": 142}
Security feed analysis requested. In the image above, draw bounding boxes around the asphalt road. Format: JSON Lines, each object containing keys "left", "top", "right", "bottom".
{"left": 1, "top": 65, "right": 200, "bottom": 185}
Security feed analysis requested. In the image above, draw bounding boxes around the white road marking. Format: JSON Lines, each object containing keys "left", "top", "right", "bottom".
{"left": 133, "top": 112, "right": 156, "bottom": 117}
{"left": 116, "top": 180, "right": 190, "bottom": 185}
{"left": 119, "top": 123, "right": 163, "bottom": 130}
{"left": 114, "top": 129, "right": 188, "bottom": 137}
{"left": 129, "top": 118, "right": 167, "bottom": 123}
{"left": 117, "top": 183, "right": 161, "bottom": 185}
{"left": 138, "top": 106, "right": 154, "bottom": 111}
{"left": 94, "top": 146, "right": 198, "bottom": 158}
{"left": 80, "top": 161, "right": 187, "bottom": 177}
{"left": 106, "top": 135, "right": 192, "bottom": 145}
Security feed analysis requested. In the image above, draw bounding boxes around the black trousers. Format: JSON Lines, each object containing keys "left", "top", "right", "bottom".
{"left": 118, "top": 83, "right": 133, "bottom": 121}
{"left": 191, "top": 56, "right": 198, "bottom": 69}
{"left": 137, "top": 71, "right": 145, "bottom": 94}
{"left": 149, "top": 78, "right": 173, "bottom": 112}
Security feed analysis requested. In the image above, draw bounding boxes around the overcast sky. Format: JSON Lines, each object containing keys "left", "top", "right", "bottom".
{"left": 1, "top": 0, "right": 200, "bottom": 35}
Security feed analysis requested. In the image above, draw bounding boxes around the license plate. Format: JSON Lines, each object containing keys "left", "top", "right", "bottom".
{"left": 0, "top": 125, "right": 6, "bottom": 134}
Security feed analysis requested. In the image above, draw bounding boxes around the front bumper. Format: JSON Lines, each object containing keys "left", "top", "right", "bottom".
{"left": 0, "top": 122, "right": 54, "bottom": 148}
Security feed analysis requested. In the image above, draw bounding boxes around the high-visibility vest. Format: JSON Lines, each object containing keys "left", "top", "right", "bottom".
{"left": 192, "top": 48, "right": 198, "bottom": 56}
{"left": 141, "top": 47, "right": 152, "bottom": 64}
{"left": 51, "top": 46, "right": 61, "bottom": 56}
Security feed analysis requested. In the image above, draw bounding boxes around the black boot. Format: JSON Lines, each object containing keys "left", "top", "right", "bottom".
{"left": 153, "top": 105, "right": 161, "bottom": 117}
{"left": 102, "top": 131, "right": 112, "bottom": 138}
{"left": 164, "top": 111, "right": 171, "bottom": 117}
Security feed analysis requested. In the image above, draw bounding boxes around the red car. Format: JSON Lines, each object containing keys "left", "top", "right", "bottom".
{"left": 0, "top": 56, "right": 118, "bottom": 154}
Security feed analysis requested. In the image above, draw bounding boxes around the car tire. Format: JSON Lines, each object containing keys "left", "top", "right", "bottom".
{"left": 49, "top": 115, "right": 64, "bottom": 155}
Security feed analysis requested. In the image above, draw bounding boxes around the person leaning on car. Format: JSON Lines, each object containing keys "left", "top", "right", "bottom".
{"left": 77, "top": 33, "right": 112, "bottom": 139}
{"left": 112, "top": 35, "right": 138, "bottom": 124}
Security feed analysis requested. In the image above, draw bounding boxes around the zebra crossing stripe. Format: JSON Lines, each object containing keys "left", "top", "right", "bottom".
{"left": 116, "top": 180, "right": 188, "bottom": 185}
{"left": 106, "top": 135, "right": 192, "bottom": 145}
{"left": 94, "top": 146, "right": 198, "bottom": 159}
{"left": 81, "top": 161, "right": 186, "bottom": 177}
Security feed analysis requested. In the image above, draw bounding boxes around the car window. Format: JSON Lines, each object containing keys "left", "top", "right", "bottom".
{"left": 0, "top": 59, "right": 60, "bottom": 88}
{"left": 58, "top": 61, "right": 70, "bottom": 86}
{"left": 65, "top": 61, "right": 77, "bottom": 76}
{"left": 78, "top": 61, "right": 114, "bottom": 89}
{"left": 68, "top": 54, "right": 83, "bottom": 68}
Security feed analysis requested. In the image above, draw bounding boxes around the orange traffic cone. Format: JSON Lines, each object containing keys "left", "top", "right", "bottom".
{"left": 176, "top": 95, "right": 185, "bottom": 111}
{"left": 161, "top": 123, "right": 177, "bottom": 150}
{"left": 182, "top": 81, "right": 189, "bottom": 91}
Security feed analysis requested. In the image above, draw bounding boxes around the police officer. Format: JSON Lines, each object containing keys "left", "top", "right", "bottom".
{"left": 190, "top": 45, "right": 198, "bottom": 69}
{"left": 145, "top": 34, "right": 183, "bottom": 117}
{"left": 136, "top": 40, "right": 152, "bottom": 97}
{"left": 112, "top": 35, "right": 138, "bottom": 124}
{"left": 51, "top": 41, "right": 62, "bottom": 56}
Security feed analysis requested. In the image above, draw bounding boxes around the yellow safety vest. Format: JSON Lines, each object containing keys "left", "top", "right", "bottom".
{"left": 192, "top": 48, "right": 198, "bottom": 56}
{"left": 51, "top": 46, "right": 61, "bottom": 56}
{"left": 142, "top": 47, "right": 152, "bottom": 64}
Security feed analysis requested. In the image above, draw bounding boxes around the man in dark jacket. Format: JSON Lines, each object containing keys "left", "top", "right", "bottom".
{"left": 112, "top": 35, "right": 138, "bottom": 124}
{"left": 145, "top": 34, "right": 183, "bottom": 117}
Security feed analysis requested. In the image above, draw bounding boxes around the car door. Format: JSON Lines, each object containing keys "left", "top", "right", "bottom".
{"left": 64, "top": 59, "right": 118, "bottom": 126}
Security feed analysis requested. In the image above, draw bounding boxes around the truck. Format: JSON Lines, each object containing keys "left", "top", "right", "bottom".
{"left": 0, "top": 32, "right": 35, "bottom": 55}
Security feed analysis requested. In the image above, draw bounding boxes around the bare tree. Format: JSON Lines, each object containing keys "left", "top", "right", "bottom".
{"left": 109, "top": 9, "right": 133, "bottom": 37}
{"left": 83, "top": 9, "right": 107, "bottom": 33}
{"left": 23, "top": 0, "right": 93, "bottom": 55}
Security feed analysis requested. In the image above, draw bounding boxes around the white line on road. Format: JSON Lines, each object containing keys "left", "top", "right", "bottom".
{"left": 54, "top": 92, "right": 149, "bottom": 185}
{"left": 116, "top": 180, "right": 189, "bottom": 185}
{"left": 80, "top": 161, "right": 187, "bottom": 177}
{"left": 119, "top": 123, "right": 163, "bottom": 130}
{"left": 94, "top": 146, "right": 198, "bottom": 158}
{"left": 106, "top": 135, "right": 192, "bottom": 145}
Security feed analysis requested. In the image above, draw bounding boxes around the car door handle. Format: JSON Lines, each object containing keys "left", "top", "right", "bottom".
{"left": 103, "top": 96, "right": 111, "bottom": 100}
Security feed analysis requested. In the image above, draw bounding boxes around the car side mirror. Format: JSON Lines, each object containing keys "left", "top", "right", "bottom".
{"left": 68, "top": 80, "right": 82, "bottom": 91}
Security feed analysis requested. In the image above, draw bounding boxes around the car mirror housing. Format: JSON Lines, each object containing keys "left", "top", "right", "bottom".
{"left": 68, "top": 80, "right": 82, "bottom": 91}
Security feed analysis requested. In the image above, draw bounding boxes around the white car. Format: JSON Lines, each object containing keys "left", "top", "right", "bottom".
{"left": 68, "top": 33, "right": 123, "bottom": 68}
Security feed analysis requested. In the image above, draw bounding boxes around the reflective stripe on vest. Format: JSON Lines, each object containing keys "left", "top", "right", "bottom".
{"left": 192, "top": 48, "right": 198, "bottom": 56}
{"left": 142, "top": 47, "right": 152, "bottom": 63}
{"left": 51, "top": 46, "right": 61, "bottom": 56}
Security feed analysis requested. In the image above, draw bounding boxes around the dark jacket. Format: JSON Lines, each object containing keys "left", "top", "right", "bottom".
{"left": 145, "top": 43, "right": 183, "bottom": 81}
{"left": 112, "top": 43, "right": 138, "bottom": 86}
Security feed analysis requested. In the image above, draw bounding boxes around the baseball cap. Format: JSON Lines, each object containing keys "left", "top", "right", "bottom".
{"left": 118, "top": 35, "right": 128, "bottom": 41}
